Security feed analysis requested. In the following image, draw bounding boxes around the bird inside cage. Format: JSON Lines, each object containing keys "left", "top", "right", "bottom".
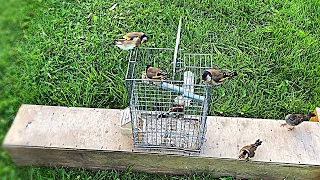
{"left": 157, "top": 104, "right": 184, "bottom": 119}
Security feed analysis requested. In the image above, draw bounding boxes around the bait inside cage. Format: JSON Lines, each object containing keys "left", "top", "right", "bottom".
{"left": 125, "top": 18, "right": 213, "bottom": 153}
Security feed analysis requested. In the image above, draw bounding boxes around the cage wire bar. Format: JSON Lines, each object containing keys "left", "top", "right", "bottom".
{"left": 125, "top": 17, "right": 213, "bottom": 153}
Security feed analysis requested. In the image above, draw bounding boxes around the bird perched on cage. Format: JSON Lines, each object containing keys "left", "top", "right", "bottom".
{"left": 201, "top": 68, "right": 237, "bottom": 85}
{"left": 112, "top": 37, "right": 141, "bottom": 51}
{"left": 122, "top": 32, "right": 148, "bottom": 44}
{"left": 239, "top": 139, "right": 263, "bottom": 161}
{"left": 113, "top": 32, "right": 148, "bottom": 51}
{"left": 145, "top": 65, "right": 169, "bottom": 79}
{"left": 280, "top": 113, "right": 316, "bottom": 131}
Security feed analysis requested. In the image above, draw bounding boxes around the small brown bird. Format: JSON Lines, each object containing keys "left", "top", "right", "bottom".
{"left": 281, "top": 113, "right": 316, "bottom": 131}
{"left": 146, "top": 65, "right": 169, "bottom": 79}
{"left": 201, "top": 68, "right": 237, "bottom": 85}
{"left": 113, "top": 37, "right": 141, "bottom": 50}
{"left": 122, "top": 32, "right": 148, "bottom": 44}
{"left": 239, "top": 139, "right": 263, "bottom": 161}
{"left": 157, "top": 104, "right": 184, "bottom": 118}
{"left": 170, "top": 104, "right": 184, "bottom": 118}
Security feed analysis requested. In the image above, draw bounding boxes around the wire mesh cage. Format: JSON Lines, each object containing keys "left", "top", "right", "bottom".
{"left": 125, "top": 18, "right": 213, "bottom": 153}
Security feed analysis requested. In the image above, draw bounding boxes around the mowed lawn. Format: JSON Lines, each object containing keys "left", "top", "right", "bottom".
{"left": 1, "top": 0, "right": 319, "bottom": 179}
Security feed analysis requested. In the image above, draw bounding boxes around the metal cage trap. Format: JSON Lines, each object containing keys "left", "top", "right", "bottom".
{"left": 124, "top": 17, "right": 213, "bottom": 153}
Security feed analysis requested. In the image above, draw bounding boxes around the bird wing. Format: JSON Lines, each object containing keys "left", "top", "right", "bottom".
{"left": 218, "top": 77, "right": 228, "bottom": 82}
{"left": 207, "top": 68, "right": 224, "bottom": 82}
{"left": 123, "top": 32, "right": 144, "bottom": 40}
{"left": 248, "top": 147, "right": 256, "bottom": 158}
{"left": 241, "top": 144, "right": 257, "bottom": 158}
{"left": 240, "top": 145, "right": 251, "bottom": 153}
{"left": 146, "top": 67, "right": 161, "bottom": 78}
{"left": 116, "top": 40, "right": 136, "bottom": 45}
{"left": 286, "top": 114, "right": 304, "bottom": 126}
{"left": 294, "top": 114, "right": 305, "bottom": 125}
{"left": 115, "top": 37, "right": 139, "bottom": 45}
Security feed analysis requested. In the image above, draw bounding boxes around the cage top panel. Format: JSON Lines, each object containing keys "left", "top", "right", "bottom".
{"left": 126, "top": 48, "right": 214, "bottom": 85}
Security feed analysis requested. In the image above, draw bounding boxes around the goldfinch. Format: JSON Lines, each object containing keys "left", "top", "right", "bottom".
{"left": 170, "top": 104, "right": 184, "bottom": 118}
{"left": 201, "top": 68, "right": 237, "bottom": 85}
{"left": 239, "top": 139, "right": 263, "bottom": 161}
{"left": 146, "top": 65, "right": 169, "bottom": 79}
{"left": 157, "top": 104, "right": 184, "bottom": 118}
{"left": 113, "top": 37, "right": 140, "bottom": 51}
{"left": 122, "top": 32, "right": 148, "bottom": 44}
{"left": 281, "top": 113, "right": 316, "bottom": 131}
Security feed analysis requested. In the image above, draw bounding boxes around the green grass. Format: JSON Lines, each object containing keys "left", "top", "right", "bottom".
{"left": 1, "top": 0, "right": 320, "bottom": 179}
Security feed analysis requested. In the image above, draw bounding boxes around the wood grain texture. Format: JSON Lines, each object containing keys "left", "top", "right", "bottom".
{"left": 203, "top": 117, "right": 320, "bottom": 165}
{"left": 3, "top": 104, "right": 132, "bottom": 151}
{"left": 3, "top": 104, "right": 320, "bottom": 180}
{"left": 4, "top": 145, "right": 320, "bottom": 180}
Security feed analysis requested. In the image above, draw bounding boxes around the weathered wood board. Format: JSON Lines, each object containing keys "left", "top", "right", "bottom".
{"left": 3, "top": 104, "right": 320, "bottom": 179}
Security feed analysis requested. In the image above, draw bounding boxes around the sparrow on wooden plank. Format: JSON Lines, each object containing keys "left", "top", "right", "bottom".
{"left": 239, "top": 139, "right": 262, "bottom": 161}
{"left": 281, "top": 113, "right": 316, "bottom": 131}
{"left": 202, "top": 68, "right": 237, "bottom": 85}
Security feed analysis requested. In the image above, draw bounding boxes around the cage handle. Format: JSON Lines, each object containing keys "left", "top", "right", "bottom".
{"left": 172, "top": 16, "right": 182, "bottom": 79}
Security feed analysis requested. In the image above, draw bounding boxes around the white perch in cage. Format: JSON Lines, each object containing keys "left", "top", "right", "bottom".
{"left": 141, "top": 72, "right": 204, "bottom": 102}
{"left": 160, "top": 82, "right": 204, "bottom": 102}
{"left": 174, "top": 71, "right": 194, "bottom": 106}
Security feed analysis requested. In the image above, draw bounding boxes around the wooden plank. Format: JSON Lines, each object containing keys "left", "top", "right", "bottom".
{"left": 4, "top": 145, "right": 320, "bottom": 179}
{"left": 3, "top": 104, "right": 320, "bottom": 179}
{"left": 3, "top": 104, "right": 132, "bottom": 151}
{"left": 203, "top": 117, "right": 320, "bottom": 165}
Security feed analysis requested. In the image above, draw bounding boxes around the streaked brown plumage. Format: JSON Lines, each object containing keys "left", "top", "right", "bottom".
{"left": 202, "top": 68, "right": 237, "bottom": 85}
{"left": 281, "top": 113, "right": 316, "bottom": 131}
{"left": 239, "top": 139, "right": 263, "bottom": 161}
{"left": 146, "top": 65, "right": 168, "bottom": 79}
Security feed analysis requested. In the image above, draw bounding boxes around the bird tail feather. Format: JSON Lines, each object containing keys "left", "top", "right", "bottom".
{"left": 159, "top": 72, "right": 170, "bottom": 78}
{"left": 224, "top": 72, "right": 238, "bottom": 78}
{"left": 252, "top": 139, "right": 262, "bottom": 148}
{"left": 305, "top": 113, "right": 316, "bottom": 121}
